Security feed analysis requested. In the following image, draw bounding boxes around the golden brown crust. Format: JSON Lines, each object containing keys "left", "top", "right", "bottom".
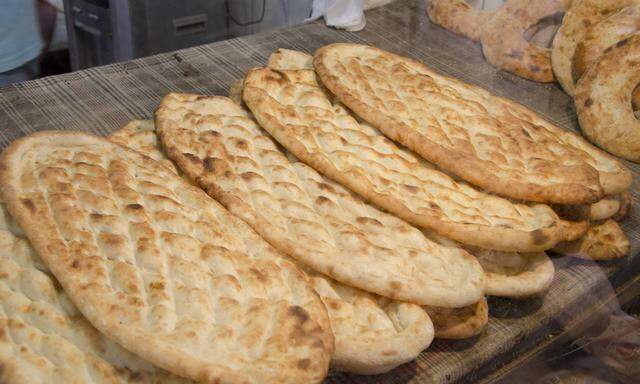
{"left": 111, "top": 120, "right": 437, "bottom": 375}
{"left": 477, "top": 250, "right": 554, "bottom": 298}
{"left": 573, "top": 5, "right": 640, "bottom": 80}
{"left": 156, "top": 93, "right": 486, "bottom": 307}
{"left": 228, "top": 79, "right": 246, "bottom": 106}
{"left": 559, "top": 219, "right": 590, "bottom": 242}
{"left": 312, "top": 282, "right": 434, "bottom": 375}
{"left": 480, "top": 0, "right": 570, "bottom": 82}
{"left": 0, "top": 216, "right": 190, "bottom": 384}
{"left": 575, "top": 34, "right": 640, "bottom": 163}
{"left": 589, "top": 195, "right": 625, "bottom": 221}
{"left": 109, "top": 120, "right": 181, "bottom": 174}
{"left": 553, "top": 195, "right": 624, "bottom": 223}
{"left": 263, "top": 48, "right": 555, "bottom": 300}
{"left": 0, "top": 131, "right": 333, "bottom": 384}
{"left": 553, "top": 219, "right": 630, "bottom": 260}
{"left": 501, "top": 101, "right": 632, "bottom": 195}
{"left": 426, "top": 0, "right": 498, "bottom": 42}
{"left": 313, "top": 43, "right": 626, "bottom": 204}
{"left": 267, "top": 48, "right": 314, "bottom": 70}
{"left": 425, "top": 298, "right": 489, "bottom": 339}
{"left": 552, "top": 0, "right": 640, "bottom": 95}
{"left": 243, "top": 66, "right": 566, "bottom": 252}
{"left": 613, "top": 191, "right": 632, "bottom": 221}
{"left": 427, "top": 231, "right": 555, "bottom": 298}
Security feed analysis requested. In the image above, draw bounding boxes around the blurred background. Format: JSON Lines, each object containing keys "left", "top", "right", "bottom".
{"left": 1, "top": 0, "right": 320, "bottom": 86}
{"left": 1, "top": 0, "right": 506, "bottom": 87}
{"left": 3, "top": 1, "right": 517, "bottom": 87}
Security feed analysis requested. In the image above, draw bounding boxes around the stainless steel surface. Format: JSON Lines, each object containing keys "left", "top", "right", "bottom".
{"left": 227, "top": 0, "right": 313, "bottom": 37}
{"left": 63, "top": 0, "right": 227, "bottom": 70}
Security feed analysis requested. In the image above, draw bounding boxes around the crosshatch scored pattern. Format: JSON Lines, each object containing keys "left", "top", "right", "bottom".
{"left": 0, "top": 133, "right": 333, "bottom": 383}
{"left": 0, "top": 0, "right": 638, "bottom": 383}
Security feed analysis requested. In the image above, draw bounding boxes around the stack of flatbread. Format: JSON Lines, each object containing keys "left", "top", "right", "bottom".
{"left": 0, "top": 44, "right": 632, "bottom": 381}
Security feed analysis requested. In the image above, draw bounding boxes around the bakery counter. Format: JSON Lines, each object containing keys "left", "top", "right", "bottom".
{"left": 0, "top": 1, "right": 638, "bottom": 383}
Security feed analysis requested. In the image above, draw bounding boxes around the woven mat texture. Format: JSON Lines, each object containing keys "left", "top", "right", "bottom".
{"left": 0, "top": 1, "right": 637, "bottom": 383}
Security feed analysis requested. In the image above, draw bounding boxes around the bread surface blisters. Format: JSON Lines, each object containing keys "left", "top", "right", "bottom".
{"left": 110, "top": 120, "right": 437, "bottom": 375}
{"left": 0, "top": 204, "right": 191, "bottom": 384}
{"left": 257, "top": 49, "right": 556, "bottom": 300}
{"left": 313, "top": 43, "right": 631, "bottom": 204}
{"left": 0, "top": 131, "right": 333, "bottom": 384}
{"left": 111, "top": 116, "right": 491, "bottom": 353}
{"left": 110, "top": 120, "right": 180, "bottom": 174}
{"left": 241, "top": 65, "right": 566, "bottom": 252}
{"left": 156, "top": 93, "right": 485, "bottom": 308}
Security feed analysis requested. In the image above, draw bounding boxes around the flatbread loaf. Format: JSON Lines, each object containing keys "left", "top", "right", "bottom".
{"left": 267, "top": 48, "right": 314, "bottom": 70}
{"left": 575, "top": 34, "right": 640, "bottom": 163}
{"left": 264, "top": 48, "right": 555, "bottom": 299}
{"left": 471, "top": 249, "right": 553, "bottom": 298}
{"left": 228, "top": 80, "right": 245, "bottom": 106}
{"left": 156, "top": 93, "right": 485, "bottom": 307}
{"left": 309, "top": 278, "right": 434, "bottom": 374}
{"left": 242, "top": 66, "right": 565, "bottom": 252}
{"left": 424, "top": 231, "right": 554, "bottom": 298}
{"left": 425, "top": 299, "right": 489, "bottom": 339}
{"left": 613, "top": 191, "right": 632, "bottom": 222}
{"left": 426, "top": 0, "right": 498, "bottom": 42}
{"left": 0, "top": 131, "right": 333, "bottom": 384}
{"left": 313, "top": 43, "right": 631, "bottom": 202}
{"left": 554, "top": 194, "right": 627, "bottom": 223}
{"left": 110, "top": 121, "right": 436, "bottom": 375}
{"left": 0, "top": 204, "right": 190, "bottom": 384}
{"left": 552, "top": 0, "right": 640, "bottom": 96}
{"left": 481, "top": 0, "right": 569, "bottom": 82}
{"left": 553, "top": 219, "right": 630, "bottom": 260}
{"left": 109, "top": 120, "right": 180, "bottom": 174}
{"left": 573, "top": 5, "right": 640, "bottom": 81}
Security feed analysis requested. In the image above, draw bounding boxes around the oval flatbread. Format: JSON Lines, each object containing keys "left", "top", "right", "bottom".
{"left": 553, "top": 219, "right": 630, "bottom": 260}
{"left": 553, "top": 194, "right": 627, "bottom": 223}
{"left": 260, "top": 48, "right": 554, "bottom": 299}
{"left": 0, "top": 131, "right": 333, "bottom": 384}
{"left": 311, "top": 280, "right": 434, "bottom": 374}
{"left": 472, "top": 250, "right": 554, "bottom": 298}
{"left": 426, "top": 231, "right": 554, "bottom": 298}
{"left": 314, "top": 43, "right": 631, "bottom": 203}
{"left": 425, "top": 298, "right": 489, "bottom": 339}
{"left": 109, "top": 121, "right": 436, "bottom": 375}
{"left": 0, "top": 204, "right": 190, "bottom": 384}
{"left": 156, "top": 93, "right": 485, "bottom": 307}
{"left": 242, "top": 65, "right": 566, "bottom": 252}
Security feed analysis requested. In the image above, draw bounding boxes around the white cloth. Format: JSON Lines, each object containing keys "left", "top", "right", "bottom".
{"left": 308, "top": 0, "right": 366, "bottom": 31}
